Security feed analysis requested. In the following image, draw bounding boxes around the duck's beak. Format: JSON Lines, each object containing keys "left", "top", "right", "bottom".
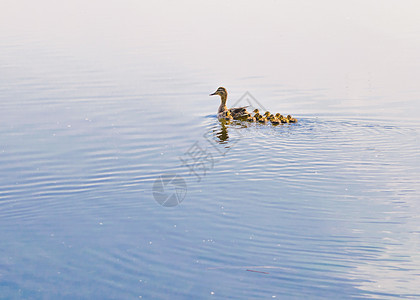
{"left": 209, "top": 91, "right": 217, "bottom": 96}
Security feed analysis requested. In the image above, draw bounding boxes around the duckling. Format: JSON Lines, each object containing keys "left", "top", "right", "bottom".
{"left": 269, "top": 116, "right": 281, "bottom": 125}
{"left": 253, "top": 109, "right": 262, "bottom": 119}
{"left": 246, "top": 115, "right": 256, "bottom": 122}
{"left": 258, "top": 116, "right": 268, "bottom": 124}
{"left": 275, "top": 113, "right": 284, "bottom": 119}
{"left": 287, "top": 114, "right": 298, "bottom": 123}
{"left": 218, "top": 110, "right": 233, "bottom": 121}
{"left": 264, "top": 111, "right": 274, "bottom": 119}
{"left": 210, "top": 87, "right": 250, "bottom": 119}
{"left": 280, "top": 117, "right": 289, "bottom": 123}
{"left": 224, "top": 110, "right": 234, "bottom": 121}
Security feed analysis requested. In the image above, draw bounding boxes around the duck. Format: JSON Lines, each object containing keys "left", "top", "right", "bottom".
{"left": 253, "top": 109, "right": 262, "bottom": 119}
{"left": 258, "top": 116, "right": 268, "bottom": 124}
{"left": 210, "top": 87, "right": 250, "bottom": 120}
{"left": 220, "top": 110, "right": 233, "bottom": 121}
{"left": 246, "top": 115, "right": 256, "bottom": 122}
{"left": 264, "top": 111, "right": 273, "bottom": 119}
{"left": 275, "top": 113, "right": 290, "bottom": 123}
{"left": 287, "top": 114, "right": 298, "bottom": 123}
{"left": 269, "top": 116, "right": 281, "bottom": 125}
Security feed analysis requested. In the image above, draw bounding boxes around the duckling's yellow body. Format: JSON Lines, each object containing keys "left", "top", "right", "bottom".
{"left": 287, "top": 114, "right": 298, "bottom": 123}
{"left": 269, "top": 116, "right": 281, "bottom": 125}
{"left": 258, "top": 117, "right": 268, "bottom": 124}
{"left": 253, "top": 109, "right": 262, "bottom": 119}
{"left": 218, "top": 110, "right": 233, "bottom": 121}
{"left": 264, "top": 111, "right": 273, "bottom": 119}
{"left": 246, "top": 116, "right": 256, "bottom": 122}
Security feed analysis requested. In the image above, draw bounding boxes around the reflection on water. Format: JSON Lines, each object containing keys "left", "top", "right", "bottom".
{"left": 1, "top": 0, "right": 420, "bottom": 299}
{"left": 215, "top": 121, "right": 230, "bottom": 144}
{"left": 213, "top": 120, "right": 255, "bottom": 144}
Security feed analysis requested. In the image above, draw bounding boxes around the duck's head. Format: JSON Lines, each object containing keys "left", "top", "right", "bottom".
{"left": 210, "top": 87, "right": 227, "bottom": 97}
{"left": 275, "top": 113, "right": 281, "bottom": 118}
{"left": 287, "top": 114, "right": 292, "bottom": 119}
{"left": 253, "top": 108, "right": 259, "bottom": 113}
{"left": 264, "top": 111, "right": 271, "bottom": 116}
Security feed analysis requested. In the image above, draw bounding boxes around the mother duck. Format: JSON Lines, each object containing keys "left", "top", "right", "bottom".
{"left": 210, "top": 87, "right": 250, "bottom": 120}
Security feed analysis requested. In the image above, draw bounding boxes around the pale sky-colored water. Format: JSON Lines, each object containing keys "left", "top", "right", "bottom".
{"left": 1, "top": 1, "right": 419, "bottom": 298}
{"left": 1, "top": 0, "right": 420, "bottom": 119}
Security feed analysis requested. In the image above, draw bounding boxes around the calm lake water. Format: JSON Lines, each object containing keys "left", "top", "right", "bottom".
{"left": 1, "top": 1, "right": 420, "bottom": 299}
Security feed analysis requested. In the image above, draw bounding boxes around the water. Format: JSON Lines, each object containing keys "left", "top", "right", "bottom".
{"left": 1, "top": 0, "right": 420, "bottom": 299}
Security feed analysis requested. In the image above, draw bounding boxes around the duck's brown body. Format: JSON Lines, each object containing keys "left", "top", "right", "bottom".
{"left": 211, "top": 87, "right": 250, "bottom": 120}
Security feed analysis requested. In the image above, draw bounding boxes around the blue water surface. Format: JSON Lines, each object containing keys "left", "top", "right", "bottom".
{"left": 1, "top": 1, "right": 420, "bottom": 299}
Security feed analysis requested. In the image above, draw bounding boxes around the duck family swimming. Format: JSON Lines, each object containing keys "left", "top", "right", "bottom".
{"left": 210, "top": 87, "right": 298, "bottom": 125}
